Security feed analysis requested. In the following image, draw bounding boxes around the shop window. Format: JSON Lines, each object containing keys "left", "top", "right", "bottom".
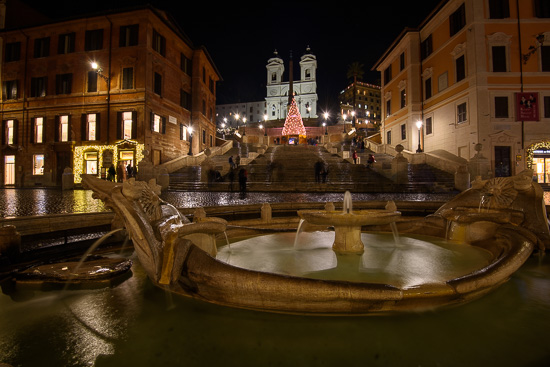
{"left": 84, "top": 151, "right": 98, "bottom": 175}
{"left": 33, "top": 154, "right": 44, "bottom": 175}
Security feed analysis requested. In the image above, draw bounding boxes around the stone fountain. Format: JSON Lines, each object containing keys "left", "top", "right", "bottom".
{"left": 297, "top": 191, "right": 401, "bottom": 254}
{"left": 81, "top": 170, "right": 549, "bottom": 315}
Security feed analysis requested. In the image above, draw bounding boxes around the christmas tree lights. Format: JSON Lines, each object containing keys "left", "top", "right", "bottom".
{"left": 282, "top": 97, "right": 306, "bottom": 137}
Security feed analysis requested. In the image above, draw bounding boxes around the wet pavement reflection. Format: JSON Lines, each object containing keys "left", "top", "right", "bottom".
{"left": 0, "top": 188, "right": 461, "bottom": 217}
{"left": 1, "top": 188, "right": 548, "bottom": 218}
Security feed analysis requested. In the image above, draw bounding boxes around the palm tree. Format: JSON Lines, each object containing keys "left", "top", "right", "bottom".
{"left": 346, "top": 62, "right": 364, "bottom": 127}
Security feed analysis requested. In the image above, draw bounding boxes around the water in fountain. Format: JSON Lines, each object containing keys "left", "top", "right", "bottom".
{"left": 343, "top": 191, "right": 352, "bottom": 214}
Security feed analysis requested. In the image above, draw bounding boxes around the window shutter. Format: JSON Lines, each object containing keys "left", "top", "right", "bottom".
{"left": 162, "top": 116, "right": 166, "bottom": 134}
{"left": 81, "top": 114, "right": 87, "bottom": 141}
{"left": 96, "top": 113, "right": 101, "bottom": 141}
{"left": 30, "top": 118, "right": 35, "bottom": 143}
{"left": 132, "top": 111, "right": 137, "bottom": 139}
{"left": 117, "top": 112, "right": 123, "bottom": 139}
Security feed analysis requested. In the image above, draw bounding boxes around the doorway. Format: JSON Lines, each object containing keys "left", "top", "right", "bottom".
{"left": 494, "top": 146, "right": 511, "bottom": 177}
{"left": 4, "top": 155, "right": 15, "bottom": 185}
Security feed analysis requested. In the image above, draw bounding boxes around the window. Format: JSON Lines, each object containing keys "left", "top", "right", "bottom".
{"left": 495, "top": 96, "right": 509, "bottom": 118}
{"left": 534, "top": 0, "right": 550, "bottom": 17}
{"left": 457, "top": 102, "right": 467, "bottom": 123}
{"left": 58, "top": 33, "right": 75, "bottom": 54}
{"left": 421, "top": 35, "right": 433, "bottom": 60}
{"left": 57, "top": 115, "right": 70, "bottom": 142}
{"left": 5, "top": 120, "right": 16, "bottom": 144}
{"left": 425, "top": 77, "right": 432, "bottom": 100}
{"left": 32, "top": 117, "right": 44, "bottom": 143}
{"left": 33, "top": 155, "right": 44, "bottom": 175}
{"left": 84, "top": 151, "right": 98, "bottom": 175}
{"left": 82, "top": 113, "right": 99, "bottom": 141}
{"left": 56, "top": 73, "right": 72, "bottom": 94}
{"left": 386, "top": 99, "right": 391, "bottom": 117}
{"left": 85, "top": 29, "right": 103, "bottom": 51}
{"left": 30, "top": 77, "right": 47, "bottom": 97}
{"left": 154, "top": 72, "right": 162, "bottom": 96}
{"left": 152, "top": 30, "right": 166, "bottom": 56}
{"left": 449, "top": 3, "right": 466, "bottom": 36}
{"left": 151, "top": 113, "right": 166, "bottom": 134}
{"left": 400, "top": 52, "right": 405, "bottom": 71}
{"left": 384, "top": 65, "right": 392, "bottom": 83}
{"left": 180, "top": 124, "right": 187, "bottom": 141}
{"left": 181, "top": 54, "right": 192, "bottom": 75}
{"left": 202, "top": 129, "right": 206, "bottom": 144}
{"left": 118, "top": 111, "right": 136, "bottom": 139}
{"left": 3, "top": 80, "right": 18, "bottom": 100}
{"left": 456, "top": 55, "right": 466, "bottom": 82}
{"left": 489, "top": 0, "right": 510, "bottom": 18}
{"left": 425, "top": 116, "right": 433, "bottom": 135}
{"left": 5, "top": 42, "right": 21, "bottom": 62}
{"left": 34, "top": 37, "right": 50, "bottom": 58}
{"left": 401, "top": 124, "right": 406, "bottom": 140}
{"left": 180, "top": 89, "right": 190, "bottom": 109}
{"left": 87, "top": 71, "right": 98, "bottom": 92}
{"left": 119, "top": 24, "right": 139, "bottom": 47}
{"left": 542, "top": 45, "right": 550, "bottom": 71}
{"left": 122, "top": 67, "right": 134, "bottom": 89}
{"left": 545, "top": 96, "right": 550, "bottom": 118}
{"left": 492, "top": 46, "right": 507, "bottom": 72}
{"left": 400, "top": 89, "right": 406, "bottom": 109}
{"left": 386, "top": 130, "right": 391, "bottom": 145}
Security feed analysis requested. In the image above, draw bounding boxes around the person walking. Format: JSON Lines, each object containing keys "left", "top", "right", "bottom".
{"left": 238, "top": 167, "right": 247, "bottom": 194}
{"left": 314, "top": 160, "right": 323, "bottom": 183}
{"left": 352, "top": 150, "right": 358, "bottom": 164}
{"left": 235, "top": 155, "right": 241, "bottom": 168}
{"left": 107, "top": 164, "right": 116, "bottom": 182}
{"left": 228, "top": 155, "right": 234, "bottom": 169}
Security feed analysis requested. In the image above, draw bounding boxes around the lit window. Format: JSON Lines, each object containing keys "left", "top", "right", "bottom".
{"left": 153, "top": 114, "right": 161, "bottom": 133}
{"left": 6, "top": 120, "right": 14, "bottom": 144}
{"left": 35, "top": 117, "right": 43, "bottom": 143}
{"left": 123, "top": 111, "right": 133, "bottom": 139}
{"left": 33, "top": 154, "right": 44, "bottom": 175}
{"left": 87, "top": 114, "right": 97, "bottom": 140}
{"left": 60, "top": 115, "right": 69, "bottom": 141}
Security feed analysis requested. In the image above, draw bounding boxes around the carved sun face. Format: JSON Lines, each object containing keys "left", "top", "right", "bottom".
{"left": 480, "top": 177, "right": 518, "bottom": 208}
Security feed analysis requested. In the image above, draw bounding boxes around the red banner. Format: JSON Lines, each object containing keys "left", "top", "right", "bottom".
{"left": 516, "top": 92, "right": 539, "bottom": 121}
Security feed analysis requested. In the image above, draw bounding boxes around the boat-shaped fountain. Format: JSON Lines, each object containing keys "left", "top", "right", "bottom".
{"left": 82, "top": 170, "right": 549, "bottom": 315}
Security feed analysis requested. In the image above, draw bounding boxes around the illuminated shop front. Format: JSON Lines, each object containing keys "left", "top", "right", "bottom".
{"left": 73, "top": 140, "right": 144, "bottom": 183}
{"left": 528, "top": 142, "right": 550, "bottom": 187}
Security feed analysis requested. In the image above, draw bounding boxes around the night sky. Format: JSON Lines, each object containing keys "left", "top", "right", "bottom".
{"left": 21, "top": 0, "right": 443, "bottom": 113}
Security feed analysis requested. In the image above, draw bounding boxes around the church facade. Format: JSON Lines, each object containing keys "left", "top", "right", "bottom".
{"left": 265, "top": 48, "right": 318, "bottom": 121}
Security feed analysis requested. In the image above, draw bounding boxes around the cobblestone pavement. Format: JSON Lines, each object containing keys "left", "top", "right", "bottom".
{"left": 0, "top": 188, "right": 464, "bottom": 217}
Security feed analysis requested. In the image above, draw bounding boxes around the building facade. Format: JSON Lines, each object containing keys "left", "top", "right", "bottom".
{"left": 374, "top": 0, "right": 550, "bottom": 185}
{"left": 339, "top": 81, "right": 382, "bottom": 134}
{"left": 216, "top": 101, "right": 267, "bottom": 128}
{"left": 265, "top": 47, "right": 318, "bottom": 121}
{"left": 1, "top": 5, "right": 220, "bottom": 187}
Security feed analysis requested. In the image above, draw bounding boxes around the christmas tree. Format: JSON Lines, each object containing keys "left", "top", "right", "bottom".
{"left": 282, "top": 97, "right": 306, "bottom": 136}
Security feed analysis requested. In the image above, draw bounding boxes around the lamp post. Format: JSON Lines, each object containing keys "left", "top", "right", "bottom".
{"left": 342, "top": 113, "right": 347, "bottom": 133}
{"left": 263, "top": 114, "right": 268, "bottom": 136}
{"left": 91, "top": 61, "right": 110, "bottom": 142}
{"left": 242, "top": 117, "right": 247, "bottom": 135}
{"left": 188, "top": 126, "right": 194, "bottom": 155}
{"left": 416, "top": 120, "right": 423, "bottom": 153}
{"left": 221, "top": 122, "right": 226, "bottom": 140}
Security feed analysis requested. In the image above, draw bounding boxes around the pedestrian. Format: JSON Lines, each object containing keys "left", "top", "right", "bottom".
{"left": 321, "top": 164, "right": 329, "bottom": 183}
{"left": 126, "top": 164, "right": 133, "bottom": 178}
{"left": 228, "top": 168, "right": 235, "bottom": 191}
{"left": 353, "top": 150, "right": 358, "bottom": 164}
{"left": 367, "top": 154, "right": 375, "bottom": 169}
{"left": 107, "top": 164, "right": 116, "bottom": 182}
{"left": 314, "top": 160, "right": 323, "bottom": 183}
{"left": 229, "top": 155, "right": 234, "bottom": 169}
{"left": 238, "top": 167, "right": 247, "bottom": 194}
{"left": 235, "top": 155, "right": 241, "bottom": 168}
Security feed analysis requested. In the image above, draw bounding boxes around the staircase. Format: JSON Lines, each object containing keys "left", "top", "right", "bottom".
{"left": 168, "top": 142, "right": 457, "bottom": 193}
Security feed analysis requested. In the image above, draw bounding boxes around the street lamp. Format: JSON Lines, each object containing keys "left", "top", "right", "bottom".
{"left": 91, "top": 61, "right": 109, "bottom": 82}
{"left": 242, "top": 117, "right": 247, "bottom": 135}
{"left": 263, "top": 115, "right": 268, "bottom": 135}
{"left": 221, "top": 122, "right": 226, "bottom": 139}
{"left": 188, "top": 126, "right": 194, "bottom": 155}
{"left": 416, "top": 120, "right": 423, "bottom": 153}
{"left": 342, "top": 113, "right": 347, "bottom": 133}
